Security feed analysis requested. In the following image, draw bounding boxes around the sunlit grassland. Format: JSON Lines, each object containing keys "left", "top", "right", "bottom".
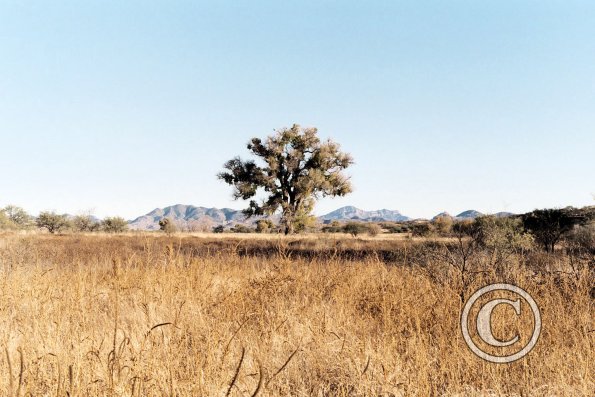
{"left": 0, "top": 233, "right": 592, "bottom": 396}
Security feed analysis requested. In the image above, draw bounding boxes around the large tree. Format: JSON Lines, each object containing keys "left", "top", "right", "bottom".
{"left": 218, "top": 124, "right": 353, "bottom": 234}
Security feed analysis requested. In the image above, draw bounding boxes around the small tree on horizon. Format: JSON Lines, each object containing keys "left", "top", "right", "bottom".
{"left": 73, "top": 212, "right": 100, "bottom": 232}
{"left": 159, "top": 217, "right": 178, "bottom": 236}
{"left": 3, "top": 205, "right": 32, "bottom": 228}
{"left": 0, "top": 209, "right": 11, "bottom": 229}
{"left": 36, "top": 211, "right": 70, "bottom": 234}
{"left": 218, "top": 124, "right": 353, "bottom": 234}
{"left": 433, "top": 215, "right": 453, "bottom": 236}
{"left": 102, "top": 217, "right": 128, "bottom": 233}
{"left": 522, "top": 209, "right": 577, "bottom": 252}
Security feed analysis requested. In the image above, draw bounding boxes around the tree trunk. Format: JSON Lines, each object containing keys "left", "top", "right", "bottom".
{"left": 282, "top": 206, "right": 296, "bottom": 235}
{"left": 284, "top": 223, "right": 294, "bottom": 235}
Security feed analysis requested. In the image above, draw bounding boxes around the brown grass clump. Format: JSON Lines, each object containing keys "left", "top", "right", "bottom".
{"left": 0, "top": 233, "right": 592, "bottom": 396}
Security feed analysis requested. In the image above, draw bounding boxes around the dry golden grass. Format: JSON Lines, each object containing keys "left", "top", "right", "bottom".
{"left": 0, "top": 233, "right": 592, "bottom": 396}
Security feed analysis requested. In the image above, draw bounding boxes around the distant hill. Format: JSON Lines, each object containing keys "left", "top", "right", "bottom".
{"left": 431, "top": 210, "right": 514, "bottom": 221}
{"left": 128, "top": 204, "right": 251, "bottom": 230}
{"left": 432, "top": 212, "right": 453, "bottom": 221}
{"left": 320, "top": 206, "right": 410, "bottom": 222}
{"left": 455, "top": 210, "right": 484, "bottom": 219}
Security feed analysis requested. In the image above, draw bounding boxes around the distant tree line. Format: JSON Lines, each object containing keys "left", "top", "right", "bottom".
{"left": 2, "top": 202, "right": 593, "bottom": 257}
{"left": 0, "top": 205, "right": 128, "bottom": 234}
{"left": 319, "top": 206, "right": 594, "bottom": 254}
{"left": 211, "top": 219, "right": 279, "bottom": 234}
{"left": 321, "top": 221, "right": 381, "bottom": 237}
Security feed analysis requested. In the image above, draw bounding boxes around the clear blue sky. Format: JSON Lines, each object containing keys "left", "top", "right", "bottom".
{"left": 1, "top": 1, "right": 594, "bottom": 219}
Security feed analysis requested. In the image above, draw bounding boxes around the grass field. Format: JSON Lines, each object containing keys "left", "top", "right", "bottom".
{"left": 0, "top": 233, "right": 592, "bottom": 396}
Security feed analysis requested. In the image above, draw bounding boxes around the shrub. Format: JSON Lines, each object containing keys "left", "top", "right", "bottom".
{"left": 380, "top": 222, "right": 407, "bottom": 233}
{"left": 230, "top": 224, "right": 253, "bottom": 233}
{"left": 342, "top": 222, "right": 380, "bottom": 237}
{"left": 522, "top": 209, "right": 577, "bottom": 252}
{"left": 72, "top": 213, "right": 100, "bottom": 232}
{"left": 255, "top": 219, "right": 275, "bottom": 233}
{"left": 411, "top": 222, "right": 433, "bottom": 237}
{"left": 36, "top": 211, "right": 70, "bottom": 234}
{"left": 102, "top": 217, "right": 128, "bottom": 233}
{"left": 3, "top": 205, "right": 32, "bottom": 228}
{"left": 473, "top": 216, "right": 534, "bottom": 266}
{"left": 566, "top": 223, "right": 595, "bottom": 256}
{"left": 432, "top": 215, "right": 453, "bottom": 235}
{"left": 366, "top": 223, "right": 382, "bottom": 237}
{"left": 0, "top": 209, "right": 11, "bottom": 230}
{"left": 321, "top": 221, "right": 343, "bottom": 233}
{"left": 212, "top": 225, "right": 225, "bottom": 233}
{"left": 159, "top": 218, "right": 177, "bottom": 236}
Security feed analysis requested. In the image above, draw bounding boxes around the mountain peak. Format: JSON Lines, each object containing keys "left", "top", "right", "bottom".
{"left": 320, "top": 206, "right": 409, "bottom": 222}
{"left": 432, "top": 212, "right": 453, "bottom": 220}
{"left": 455, "top": 210, "right": 483, "bottom": 219}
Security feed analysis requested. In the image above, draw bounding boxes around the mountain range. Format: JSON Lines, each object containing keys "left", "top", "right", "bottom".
{"left": 129, "top": 204, "right": 251, "bottom": 231}
{"left": 319, "top": 206, "right": 410, "bottom": 222}
{"left": 127, "top": 204, "right": 512, "bottom": 230}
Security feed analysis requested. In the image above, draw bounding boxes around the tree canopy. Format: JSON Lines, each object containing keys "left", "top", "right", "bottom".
{"left": 522, "top": 208, "right": 578, "bottom": 252}
{"left": 36, "top": 211, "right": 69, "bottom": 234}
{"left": 102, "top": 217, "right": 128, "bottom": 233}
{"left": 218, "top": 124, "right": 353, "bottom": 234}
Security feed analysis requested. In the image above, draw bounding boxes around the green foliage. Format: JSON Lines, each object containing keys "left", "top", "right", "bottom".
{"left": 218, "top": 124, "right": 353, "bottom": 234}
{"left": 380, "top": 222, "right": 410, "bottom": 234}
{"left": 475, "top": 216, "right": 533, "bottom": 249}
{"left": 0, "top": 205, "right": 32, "bottom": 230}
{"left": 158, "top": 217, "right": 177, "bottom": 236}
{"left": 343, "top": 222, "right": 365, "bottom": 237}
{"left": 342, "top": 222, "right": 380, "bottom": 237}
{"left": 322, "top": 221, "right": 379, "bottom": 236}
{"left": 292, "top": 199, "right": 318, "bottom": 233}
{"left": 522, "top": 209, "right": 578, "bottom": 252}
{"left": 102, "top": 217, "right": 128, "bottom": 233}
{"left": 255, "top": 219, "right": 275, "bottom": 233}
{"left": 72, "top": 213, "right": 100, "bottom": 232}
{"left": 565, "top": 223, "right": 595, "bottom": 257}
{"left": 212, "top": 225, "right": 225, "bottom": 233}
{"left": 411, "top": 222, "right": 433, "bottom": 237}
{"left": 473, "top": 216, "right": 534, "bottom": 266}
{"left": 366, "top": 223, "right": 381, "bottom": 237}
{"left": 36, "top": 211, "right": 70, "bottom": 234}
{"left": 452, "top": 219, "right": 480, "bottom": 238}
{"left": 3, "top": 205, "right": 32, "bottom": 228}
{"left": 230, "top": 224, "right": 253, "bottom": 233}
{"left": 432, "top": 215, "right": 453, "bottom": 236}
{"left": 321, "top": 220, "right": 342, "bottom": 233}
{"left": 0, "top": 209, "right": 11, "bottom": 229}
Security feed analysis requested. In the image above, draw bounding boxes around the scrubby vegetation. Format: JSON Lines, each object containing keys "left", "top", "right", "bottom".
{"left": 0, "top": 233, "right": 591, "bottom": 396}
{"left": 0, "top": 206, "right": 130, "bottom": 234}
{"left": 0, "top": 204, "right": 592, "bottom": 395}
{"left": 36, "top": 211, "right": 70, "bottom": 234}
